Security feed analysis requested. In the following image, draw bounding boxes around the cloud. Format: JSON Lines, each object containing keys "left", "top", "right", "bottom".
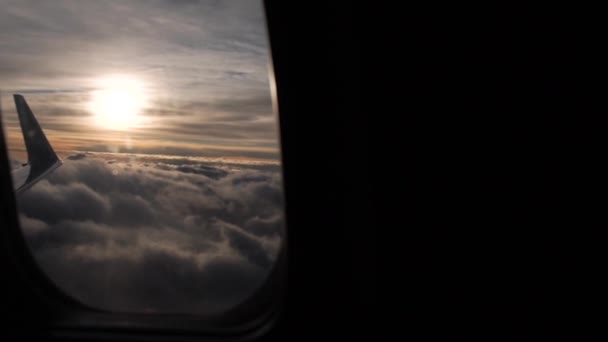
{"left": 10, "top": 158, "right": 23, "bottom": 170}
{"left": 66, "top": 152, "right": 87, "bottom": 160}
{"left": 17, "top": 153, "right": 284, "bottom": 314}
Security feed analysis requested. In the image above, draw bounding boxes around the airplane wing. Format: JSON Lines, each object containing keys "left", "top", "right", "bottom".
{"left": 10, "top": 94, "right": 62, "bottom": 195}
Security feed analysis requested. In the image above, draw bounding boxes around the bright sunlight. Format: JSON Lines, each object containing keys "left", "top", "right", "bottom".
{"left": 89, "top": 75, "right": 147, "bottom": 130}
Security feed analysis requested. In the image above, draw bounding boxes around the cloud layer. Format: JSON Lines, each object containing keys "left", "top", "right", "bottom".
{"left": 16, "top": 153, "right": 284, "bottom": 314}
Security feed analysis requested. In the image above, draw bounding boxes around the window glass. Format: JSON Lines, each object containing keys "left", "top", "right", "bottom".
{"left": 0, "top": 0, "right": 284, "bottom": 315}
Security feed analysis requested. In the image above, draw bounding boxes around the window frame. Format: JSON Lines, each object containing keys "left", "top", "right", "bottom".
{"left": 0, "top": 2, "right": 288, "bottom": 339}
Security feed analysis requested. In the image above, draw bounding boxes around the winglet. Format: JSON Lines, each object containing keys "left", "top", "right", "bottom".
{"left": 13, "top": 94, "right": 62, "bottom": 193}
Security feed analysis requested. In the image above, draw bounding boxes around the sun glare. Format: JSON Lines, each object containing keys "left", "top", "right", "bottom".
{"left": 90, "top": 75, "right": 147, "bottom": 130}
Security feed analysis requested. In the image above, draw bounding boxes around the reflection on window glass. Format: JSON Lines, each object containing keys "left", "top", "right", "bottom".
{"left": 0, "top": 0, "right": 284, "bottom": 314}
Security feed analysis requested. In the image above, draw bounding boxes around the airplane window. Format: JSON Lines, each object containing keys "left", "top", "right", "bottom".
{"left": 0, "top": 0, "right": 284, "bottom": 315}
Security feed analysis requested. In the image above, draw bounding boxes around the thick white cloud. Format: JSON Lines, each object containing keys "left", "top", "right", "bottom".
{"left": 17, "top": 153, "right": 284, "bottom": 314}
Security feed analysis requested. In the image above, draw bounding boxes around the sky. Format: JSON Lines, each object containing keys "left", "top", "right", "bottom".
{"left": 0, "top": 0, "right": 279, "bottom": 161}
{"left": 0, "top": 0, "right": 284, "bottom": 315}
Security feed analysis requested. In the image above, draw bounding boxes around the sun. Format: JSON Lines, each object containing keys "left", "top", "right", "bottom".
{"left": 89, "top": 75, "right": 147, "bottom": 130}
